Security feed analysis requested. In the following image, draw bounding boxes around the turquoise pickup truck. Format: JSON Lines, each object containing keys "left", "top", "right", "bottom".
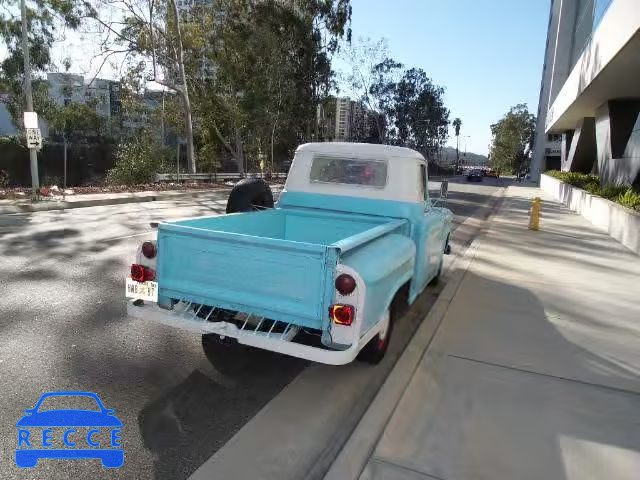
{"left": 126, "top": 143, "right": 452, "bottom": 365}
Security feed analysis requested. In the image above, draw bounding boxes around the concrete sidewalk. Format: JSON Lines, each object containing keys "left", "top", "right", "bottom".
{"left": 327, "top": 185, "right": 640, "bottom": 480}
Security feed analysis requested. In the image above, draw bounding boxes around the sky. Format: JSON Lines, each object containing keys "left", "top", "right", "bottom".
{"left": 344, "top": 0, "right": 551, "bottom": 155}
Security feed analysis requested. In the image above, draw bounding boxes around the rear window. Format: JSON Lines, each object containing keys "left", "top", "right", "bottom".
{"left": 310, "top": 155, "right": 387, "bottom": 187}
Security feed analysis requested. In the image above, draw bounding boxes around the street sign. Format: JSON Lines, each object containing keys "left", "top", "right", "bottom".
{"left": 26, "top": 128, "right": 42, "bottom": 149}
{"left": 23, "top": 111, "right": 38, "bottom": 129}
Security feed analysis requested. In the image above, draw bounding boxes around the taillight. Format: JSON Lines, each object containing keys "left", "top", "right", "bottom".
{"left": 330, "top": 304, "right": 355, "bottom": 326}
{"left": 142, "top": 241, "right": 156, "bottom": 259}
{"left": 144, "top": 267, "right": 156, "bottom": 281}
{"left": 131, "top": 264, "right": 155, "bottom": 282}
{"left": 335, "top": 274, "right": 356, "bottom": 295}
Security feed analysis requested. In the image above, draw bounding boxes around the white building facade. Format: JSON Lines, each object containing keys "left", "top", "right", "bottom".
{"left": 532, "top": 0, "right": 640, "bottom": 187}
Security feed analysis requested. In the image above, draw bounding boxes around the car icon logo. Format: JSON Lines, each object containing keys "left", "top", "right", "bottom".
{"left": 15, "top": 391, "right": 123, "bottom": 468}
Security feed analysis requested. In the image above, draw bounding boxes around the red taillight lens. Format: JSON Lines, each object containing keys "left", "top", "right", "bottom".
{"left": 335, "top": 274, "right": 356, "bottom": 295}
{"left": 131, "top": 264, "right": 145, "bottom": 282}
{"left": 131, "top": 264, "right": 155, "bottom": 282}
{"left": 144, "top": 267, "right": 156, "bottom": 281}
{"left": 330, "top": 304, "right": 355, "bottom": 326}
{"left": 142, "top": 241, "right": 156, "bottom": 259}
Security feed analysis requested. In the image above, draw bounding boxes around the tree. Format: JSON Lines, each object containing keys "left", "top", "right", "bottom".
{"left": 0, "top": 0, "right": 83, "bottom": 127}
{"left": 341, "top": 37, "right": 403, "bottom": 142}
{"left": 193, "top": 0, "right": 352, "bottom": 172}
{"left": 489, "top": 104, "right": 536, "bottom": 175}
{"left": 452, "top": 117, "right": 461, "bottom": 167}
{"left": 389, "top": 68, "right": 449, "bottom": 158}
{"left": 86, "top": 0, "right": 197, "bottom": 172}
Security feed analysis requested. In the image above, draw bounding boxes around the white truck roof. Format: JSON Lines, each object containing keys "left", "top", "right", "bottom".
{"left": 296, "top": 142, "right": 426, "bottom": 162}
{"left": 285, "top": 143, "right": 428, "bottom": 204}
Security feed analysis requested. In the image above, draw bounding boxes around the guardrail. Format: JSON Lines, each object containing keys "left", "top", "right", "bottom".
{"left": 154, "top": 172, "right": 288, "bottom": 182}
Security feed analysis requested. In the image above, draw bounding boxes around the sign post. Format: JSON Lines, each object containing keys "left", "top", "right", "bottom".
{"left": 21, "top": 0, "right": 40, "bottom": 197}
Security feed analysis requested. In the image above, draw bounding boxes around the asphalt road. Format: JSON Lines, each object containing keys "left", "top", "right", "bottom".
{"left": 0, "top": 177, "right": 504, "bottom": 479}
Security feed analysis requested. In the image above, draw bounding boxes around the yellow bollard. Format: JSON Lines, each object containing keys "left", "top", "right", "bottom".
{"left": 529, "top": 197, "right": 541, "bottom": 231}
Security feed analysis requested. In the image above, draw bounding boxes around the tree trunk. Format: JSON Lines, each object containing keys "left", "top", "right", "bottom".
{"left": 234, "top": 129, "right": 244, "bottom": 174}
{"left": 376, "top": 115, "right": 385, "bottom": 143}
{"left": 180, "top": 90, "right": 196, "bottom": 173}
{"left": 63, "top": 135, "right": 68, "bottom": 189}
{"left": 271, "top": 121, "right": 277, "bottom": 172}
{"left": 170, "top": 0, "right": 196, "bottom": 173}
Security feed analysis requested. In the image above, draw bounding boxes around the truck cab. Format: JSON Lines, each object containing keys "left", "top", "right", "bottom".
{"left": 126, "top": 142, "right": 452, "bottom": 365}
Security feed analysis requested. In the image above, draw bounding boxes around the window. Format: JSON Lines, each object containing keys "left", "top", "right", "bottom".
{"left": 420, "top": 163, "right": 427, "bottom": 201}
{"left": 310, "top": 155, "right": 387, "bottom": 187}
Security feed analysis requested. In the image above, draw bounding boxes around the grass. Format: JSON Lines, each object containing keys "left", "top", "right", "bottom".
{"left": 545, "top": 170, "right": 640, "bottom": 212}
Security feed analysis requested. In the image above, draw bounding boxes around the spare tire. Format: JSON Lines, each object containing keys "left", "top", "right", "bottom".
{"left": 226, "top": 178, "right": 274, "bottom": 214}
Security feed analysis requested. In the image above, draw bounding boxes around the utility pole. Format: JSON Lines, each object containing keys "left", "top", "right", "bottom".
{"left": 21, "top": 0, "right": 40, "bottom": 197}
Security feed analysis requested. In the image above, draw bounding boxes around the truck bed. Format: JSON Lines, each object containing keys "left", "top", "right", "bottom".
{"left": 172, "top": 208, "right": 392, "bottom": 245}
{"left": 156, "top": 208, "right": 406, "bottom": 329}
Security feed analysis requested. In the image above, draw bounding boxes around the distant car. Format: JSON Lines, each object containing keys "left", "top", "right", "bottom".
{"left": 15, "top": 391, "right": 123, "bottom": 468}
{"left": 486, "top": 170, "right": 499, "bottom": 178}
{"left": 466, "top": 169, "right": 483, "bottom": 182}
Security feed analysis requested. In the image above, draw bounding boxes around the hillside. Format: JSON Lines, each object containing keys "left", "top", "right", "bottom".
{"left": 439, "top": 146, "right": 488, "bottom": 166}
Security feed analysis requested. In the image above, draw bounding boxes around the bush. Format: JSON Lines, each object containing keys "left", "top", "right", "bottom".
{"left": 617, "top": 188, "right": 640, "bottom": 212}
{"left": 545, "top": 170, "right": 640, "bottom": 212}
{"left": 106, "top": 134, "right": 171, "bottom": 186}
{"left": 598, "top": 183, "right": 629, "bottom": 201}
{"left": 545, "top": 170, "right": 600, "bottom": 193}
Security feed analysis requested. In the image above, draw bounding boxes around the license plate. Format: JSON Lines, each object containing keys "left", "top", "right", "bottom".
{"left": 125, "top": 278, "right": 158, "bottom": 302}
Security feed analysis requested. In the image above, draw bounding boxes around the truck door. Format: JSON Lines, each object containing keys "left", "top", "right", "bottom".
{"left": 415, "top": 163, "right": 443, "bottom": 287}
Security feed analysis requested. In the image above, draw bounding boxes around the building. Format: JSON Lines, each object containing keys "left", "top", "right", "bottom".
{"left": 532, "top": 0, "right": 640, "bottom": 187}
{"left": 316, "top": 96, "right": 381, "bottom": 143}
{"left": 334, "top": 97, "right": 352, "bottom": 141}
{"left": 47, "top": 73, "right": 121, "bottom": 119}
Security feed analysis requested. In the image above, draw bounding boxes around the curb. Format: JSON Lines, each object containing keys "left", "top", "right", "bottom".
{"left": 322, "top": 189, "right": 506, "bottom": 480}
{"left": 0, "top": 188, "right": 234, "bottom": 215}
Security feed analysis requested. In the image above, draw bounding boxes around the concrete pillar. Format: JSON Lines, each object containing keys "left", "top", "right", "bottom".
{"left": 531, "top": 0, "right": 578, "bottom": 180}
{"left": 562, "top": 117, "right": 596, "bottom": 173}
{"left": 561, "top": 130, "right": 574, "bottom": 168}
{"left": 596, "top": 99, "right": 640, "bottom": 185}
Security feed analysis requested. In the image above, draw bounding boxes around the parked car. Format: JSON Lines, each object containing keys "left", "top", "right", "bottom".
{"left": 467, "top": 169, "right": 483, "bottom": 182}
{"left": 126, "top": 143, "right": 453, "bottom": 365}
{"left": 486, "top": 170, "right": 499, "bottom": 178}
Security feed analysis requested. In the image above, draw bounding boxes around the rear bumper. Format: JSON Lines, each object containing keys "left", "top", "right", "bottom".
{"left": 126, "top": 299, "right": 372, "bottom": 365}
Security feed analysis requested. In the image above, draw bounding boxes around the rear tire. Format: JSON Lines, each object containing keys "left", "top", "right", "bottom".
{"left": 202, "top": 334, "right": 281, "bottom": 379}
{"left": 226, "top": 178, "right": 274, "bottom": 213}
{"left": 357, "top": 306, "right": 394, "bottom": 365}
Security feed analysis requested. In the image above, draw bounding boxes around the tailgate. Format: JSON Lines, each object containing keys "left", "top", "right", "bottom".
{"left": 156, "top": 223, "right": 338, "bottom": 329}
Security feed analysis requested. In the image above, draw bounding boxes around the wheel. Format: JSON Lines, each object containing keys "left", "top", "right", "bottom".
{"left": 226, "top": 178, "right": 274, "bottom": 213}
{"left": 357, "top": 307, "right": 393, "bottom": 365}
{"left": 429, "top": 260, "right": 443, "bottom": 285}
{"left": 201, "top": 332, "right": 298, "bottom": 380}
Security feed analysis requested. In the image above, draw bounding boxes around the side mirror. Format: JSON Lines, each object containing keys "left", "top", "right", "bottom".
{"left": 440, "top": 180, "right": 449, "bottom": 199}
{"left": 431, "top": 179, "right": 449, "bottom": 208}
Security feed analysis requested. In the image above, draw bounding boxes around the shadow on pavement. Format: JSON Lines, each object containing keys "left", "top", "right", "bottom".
{"left": 399, "top": 269, "right": 640, "bottom": 480}
{"left": 138, "top": 347, "right": 306, "bottom": 480}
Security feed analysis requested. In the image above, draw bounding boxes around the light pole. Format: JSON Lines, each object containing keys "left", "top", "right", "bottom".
{"left": 21, "top": 0, "right": 40, "bottom": 197}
